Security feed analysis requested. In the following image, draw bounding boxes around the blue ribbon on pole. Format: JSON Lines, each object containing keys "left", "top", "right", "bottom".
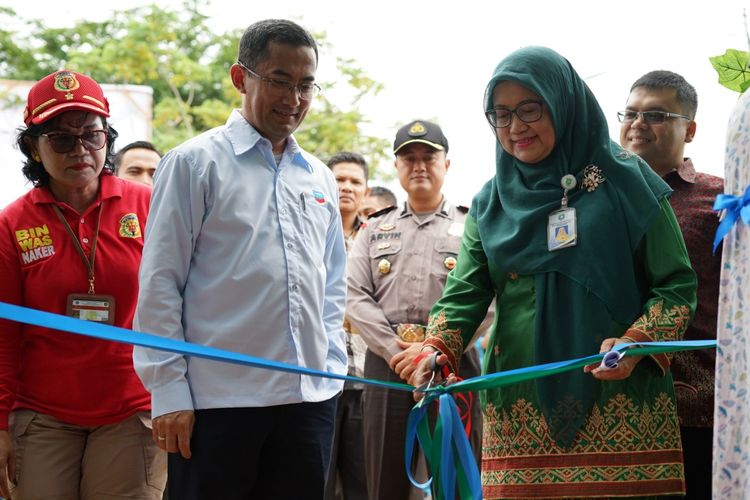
{"left": 712, "top": 184, "right": 750, "bottom": 254}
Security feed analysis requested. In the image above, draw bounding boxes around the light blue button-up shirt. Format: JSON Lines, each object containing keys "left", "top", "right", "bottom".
{"left": 133, "top": 110, "right": 347, "bottom": 418}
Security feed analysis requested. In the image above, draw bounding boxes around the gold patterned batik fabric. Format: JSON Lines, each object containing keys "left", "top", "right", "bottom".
{"left": 481, "top": 393, "right": 684, "bottom": 499}
{"left": 623, "top": 302, "right": 692, "bottom": 373}
{"left": 424, "top": 310, "right": 465, "bottom": 372}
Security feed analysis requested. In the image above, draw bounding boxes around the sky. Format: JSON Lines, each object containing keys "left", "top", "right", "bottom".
{"left": 2, "top": 0, "right": 748, "bottom": 206}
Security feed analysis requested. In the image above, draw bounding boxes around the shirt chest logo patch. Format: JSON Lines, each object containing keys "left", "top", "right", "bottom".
{"left": 15, "top": 224, "right": 55, "bottom": 265}
{"left": 312, "top": 190, "right": 326, "bottom": 204}
{"left": 119, "top": 213, "right": 142, "bottom": 238}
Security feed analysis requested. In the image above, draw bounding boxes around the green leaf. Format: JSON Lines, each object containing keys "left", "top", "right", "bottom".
{"left": 710, "top": 49, "right": 750, "bottom": 93}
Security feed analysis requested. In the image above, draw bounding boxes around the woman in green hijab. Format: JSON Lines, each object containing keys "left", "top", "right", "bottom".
{"left": 414, "top": 46, "right": 696, "bottom": 498}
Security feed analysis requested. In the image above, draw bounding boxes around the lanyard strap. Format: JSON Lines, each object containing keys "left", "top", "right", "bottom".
{"left": 52, "top": 201, "right": 105, "bottom": 294}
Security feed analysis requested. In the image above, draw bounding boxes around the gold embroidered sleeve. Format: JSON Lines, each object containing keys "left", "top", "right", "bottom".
{"left": 623, "top": 300, "right": 692, "bottom": 373}
{"left": 424, "top": 215, "right": 495, "bottom": 373}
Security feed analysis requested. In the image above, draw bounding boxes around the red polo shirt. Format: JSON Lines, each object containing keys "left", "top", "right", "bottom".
{"left": 0, "top": 174, "right": 152, "bottom": 430}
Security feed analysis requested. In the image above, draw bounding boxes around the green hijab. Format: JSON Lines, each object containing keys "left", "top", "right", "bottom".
{"left": 471, "top": 46, "right": 670, "bottom": 447}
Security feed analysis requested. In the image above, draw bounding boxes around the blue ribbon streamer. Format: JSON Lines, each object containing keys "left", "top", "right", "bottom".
{"left": 713, "top": 184, "right": 750, "bottom": 253}
{"left": 405, "top": 403, "right": 432, "bottom": 493}
{"left": 0, "top": 302, "right": 411, "bottom": 392}
{"left": 0, "top": 301, "right": 718, "bottom": 499}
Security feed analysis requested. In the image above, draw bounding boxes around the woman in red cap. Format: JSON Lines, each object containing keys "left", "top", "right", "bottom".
{"left": 0, "top": 70, "right": 166, "bottom": 499}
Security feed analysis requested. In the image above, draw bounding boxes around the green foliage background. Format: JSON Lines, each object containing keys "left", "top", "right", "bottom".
{"left": 0, "top": 3, "right": 393, "bottom": 179}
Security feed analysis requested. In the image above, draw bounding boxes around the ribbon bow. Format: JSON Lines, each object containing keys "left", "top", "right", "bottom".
{"left": 712, "top": 184, "right": 750, "bottom": 254}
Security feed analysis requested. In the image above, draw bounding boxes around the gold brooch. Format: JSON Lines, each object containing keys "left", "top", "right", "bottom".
{"left": 581, "top": 165, "right": 605, "bottom": 192}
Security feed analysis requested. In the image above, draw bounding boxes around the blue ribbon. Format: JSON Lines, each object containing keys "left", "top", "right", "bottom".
{"left": 405, "top": 391, "right": 482, "bottom": 500}
{"left": 0, "top": 302, "right": 412, "bottom": 392}
{"left": 713, "top": 184, "right": 750, "bottom": 253}
{"left": 0, "top": 301, "right": 718, "bottom": 500}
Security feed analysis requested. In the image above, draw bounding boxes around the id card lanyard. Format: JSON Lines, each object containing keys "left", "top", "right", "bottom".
{"left": 53, "top": 202, "right": 116, "bottom": 324}
{"left": 53, "top": 202, "right": 105, "bottom": 294}
{"left": 548, "top": 174, "right": 578, "bottom": 252}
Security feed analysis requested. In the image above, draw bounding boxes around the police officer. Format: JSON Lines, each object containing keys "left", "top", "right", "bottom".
{"left": 347, "top": 120, "right": 484, "bottom": 500}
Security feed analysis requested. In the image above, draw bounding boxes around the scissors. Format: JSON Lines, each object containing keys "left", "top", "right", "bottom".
{"left": 414, "top": 352, "right": 442, "bottom": 394}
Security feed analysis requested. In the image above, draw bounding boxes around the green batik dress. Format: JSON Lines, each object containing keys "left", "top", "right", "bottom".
{"left": 424, "top": 199, "right": 696, "bottom": 499}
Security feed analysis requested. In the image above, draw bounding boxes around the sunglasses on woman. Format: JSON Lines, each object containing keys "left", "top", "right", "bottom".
{"left": 40, "top": 130, "right": 108, "bottom": 154}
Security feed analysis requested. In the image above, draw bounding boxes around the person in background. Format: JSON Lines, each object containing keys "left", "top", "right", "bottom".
{"left": 325, "top": 151, "right": 369, "bottom": 500}
{"left": 132, "top": 19, "right": 346, "bottom": 500}
{"left": 618, "top": 70, "right": 722, "bottom": 500}
{"left": 113, "top": 140, "right": 162, "bottom": 186}
{"left": 359, "top": 185, "right": 397, "bottom": 218}
{"left": 347, "top": 119, "right": 483, "bottom": 500}
{"left": 0, "top": 70, "right": 165, "bottom": 499}
{"left": 411, "top": 46, "right": 697, "bottom": 498}
{"left": 328, "top": 152, "right": 370, "bottom": 251}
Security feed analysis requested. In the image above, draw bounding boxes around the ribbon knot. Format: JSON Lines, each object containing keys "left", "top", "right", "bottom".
{"left": 712, "top": 184, "right": 750, "bottom": 254}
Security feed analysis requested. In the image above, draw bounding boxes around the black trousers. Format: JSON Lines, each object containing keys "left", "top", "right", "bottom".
{"left": 167, "top": 399, "right": 337, "bottom": 500}
{"left": 324, "top": 388, "right": 367, "bottom": 500}
{"left": 362, "top": 349, "right": 482, "bottom": 500}
{"left": 681, "top": 425, "right": 713, "bottom": 500}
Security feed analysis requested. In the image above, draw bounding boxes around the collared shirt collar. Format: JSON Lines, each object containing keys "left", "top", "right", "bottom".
{"left": 667, "top": 157, "right": 696, "bottom": 184}
{"left": 225, "top": 110, "right": 313, "bottom": 173}
{"left": 399, "top": 197, "right": 450, "bottom": 218}
{"left": 30, "top": 172, "right": 122, "bottom": 208}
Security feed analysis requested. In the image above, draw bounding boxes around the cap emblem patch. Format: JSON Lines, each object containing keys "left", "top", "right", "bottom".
{"left": 408, "top": 122, "right": 426, "bottom": 137}
{"left": 54, "top": 71, "right": 80, "bottom": 93}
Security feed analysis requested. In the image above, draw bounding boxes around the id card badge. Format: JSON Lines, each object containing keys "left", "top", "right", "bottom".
{"left": 66, "top": 293, "right": 116, "bottom": 324}
{"left": 547, "top": 207, "right": 577, "bottom": 251}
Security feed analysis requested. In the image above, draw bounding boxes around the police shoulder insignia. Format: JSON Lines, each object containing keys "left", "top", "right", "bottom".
{"left": 367, "top": 205, "right": 397, "bottom": 220}
{"left": 119, "top": 213, "right": 142, "bottom": 238}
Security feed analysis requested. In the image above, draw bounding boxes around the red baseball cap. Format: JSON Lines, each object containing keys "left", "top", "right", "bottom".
{"left": 23, "top": 70, "right": 110, "bottom": 126}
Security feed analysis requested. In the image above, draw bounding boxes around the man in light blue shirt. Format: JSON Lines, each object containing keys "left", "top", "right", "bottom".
{"left": 133, "top": 19, "right": 347, "bottom": 499}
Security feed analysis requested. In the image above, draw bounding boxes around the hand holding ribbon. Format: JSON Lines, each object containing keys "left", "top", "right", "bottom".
{"left": 713, "top": 184, "right": 750, "bottom": 254}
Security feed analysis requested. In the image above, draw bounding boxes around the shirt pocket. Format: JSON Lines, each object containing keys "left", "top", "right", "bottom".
{"left": 369, "top": 239, "right": 401, "bottom": 285}
{"left": 432, "top": 236, "right": 461, "bottom": 282}
{"left": 301, "top": 199, "right": 332, "bottom": 262}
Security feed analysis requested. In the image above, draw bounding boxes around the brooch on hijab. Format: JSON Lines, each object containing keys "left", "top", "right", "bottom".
{"left": 581, "top": 165, "right": 605, "bottom": 192}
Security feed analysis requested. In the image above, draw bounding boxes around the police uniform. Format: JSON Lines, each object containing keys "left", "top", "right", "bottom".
{"left": 346, "top": 199, "right": 483, "bottom": 500}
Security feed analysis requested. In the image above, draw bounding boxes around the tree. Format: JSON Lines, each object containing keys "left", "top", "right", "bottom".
{"left": 0, "top": 3, "right": 391, "bottom": 179}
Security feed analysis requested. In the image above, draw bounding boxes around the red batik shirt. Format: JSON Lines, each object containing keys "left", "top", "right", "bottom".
{"left": 665, "top": 158, "right": 723, "bottom": 427}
